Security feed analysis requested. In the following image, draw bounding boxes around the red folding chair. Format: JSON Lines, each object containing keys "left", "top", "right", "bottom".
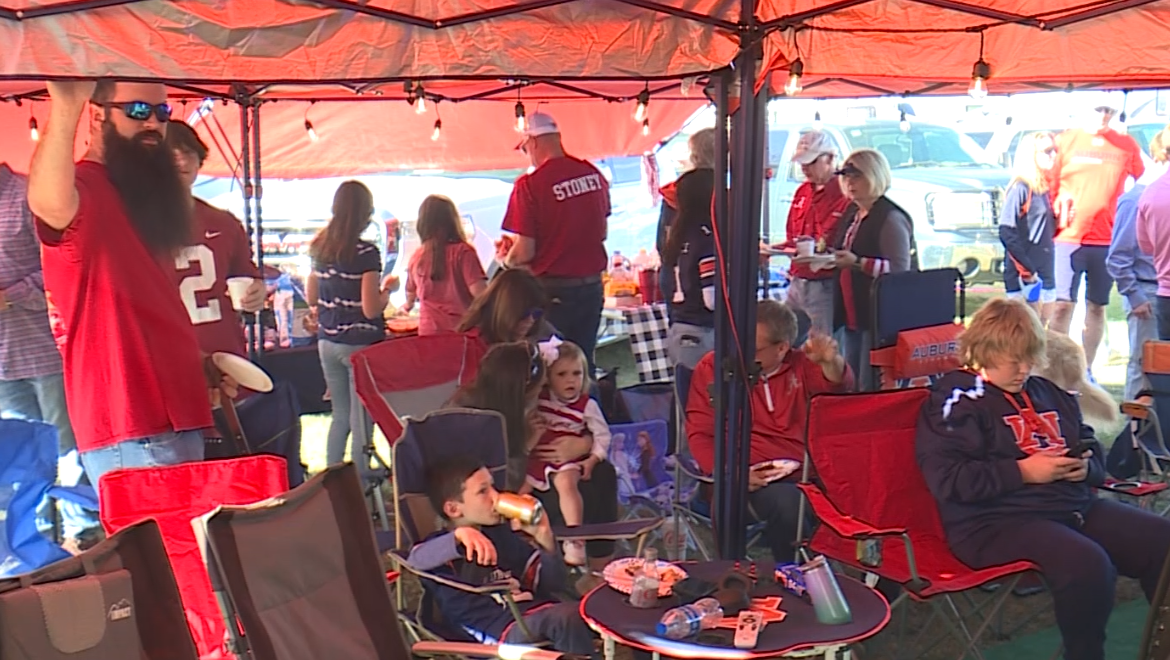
{"left": 99, "top": 456, "right": 290, "bottom": 660}
{"left": 796, "top": 389, "right": 1037, "bottom": 659}
{"left": 351, "top": 332, "right": 485, "bottom": 443}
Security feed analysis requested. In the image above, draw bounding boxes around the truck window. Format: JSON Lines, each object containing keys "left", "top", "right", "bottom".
{"left": 768, "top": 130, "right": 790, "bottom": 167}
{"left": 846, "top": 125, "right": 989, "bottom": 168}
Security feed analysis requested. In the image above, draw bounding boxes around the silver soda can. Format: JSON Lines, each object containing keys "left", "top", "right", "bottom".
{"left": 495, "top": 493, "right": 544, "bottom": 525}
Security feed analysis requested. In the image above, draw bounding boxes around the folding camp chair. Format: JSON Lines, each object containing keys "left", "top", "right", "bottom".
{"left": 192, "top": 464, "right": 580, "bottom": 660}
{"left": 0, "top": 519, "right": 198, "bottom": 660}
{"left": 99, "top": 455, "right": 289, "bottom": 660}
{"left": 206, "top": 381, "right": 307, "bottom": 488}
{"left": 796, "top": 389, "right": 1038, "bottom": 660}
{"left": 388, "top": 408, "right": 660, "bottom": 643}
{"left": 351, "top": 332, "right": 485, "bottom": 529}
{"left": 0, "top": 418, "right": 99, "bottom": 577}
{"left": 669, "top": 364, "right": 765, "bottom": 561}
{"left": 869, "top": 268, "right": 965, "bottom": 391}
{"left": 1102, "top": 341, "right": 1170, "bottom": 515}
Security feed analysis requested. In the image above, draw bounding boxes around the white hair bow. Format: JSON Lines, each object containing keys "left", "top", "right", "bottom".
{"left": 537, "top": 336, "right": 563, "bottom": 366}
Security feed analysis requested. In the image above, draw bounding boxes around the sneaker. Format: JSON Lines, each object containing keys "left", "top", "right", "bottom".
{"left": 563, "top": 540, "right": 587, "bottom": 566}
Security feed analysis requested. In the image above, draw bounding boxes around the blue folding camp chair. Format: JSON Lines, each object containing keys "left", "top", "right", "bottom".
{"left": 206, "top": 380, "right": 307, "bottom": 488}
{"left": 387, "top": 408, "right": 661, "bottom": 644}
{"left": 0, "top": 418, "right": 98, "bottom": 576}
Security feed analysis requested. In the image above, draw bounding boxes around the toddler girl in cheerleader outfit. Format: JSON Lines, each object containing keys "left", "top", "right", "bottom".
{"left": 523, "top": 338, "right": 611, "bottom": 566}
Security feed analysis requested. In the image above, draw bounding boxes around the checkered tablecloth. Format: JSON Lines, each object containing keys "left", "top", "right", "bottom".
{"left": 620, "top": 303, "right": 672, "bottom": 384}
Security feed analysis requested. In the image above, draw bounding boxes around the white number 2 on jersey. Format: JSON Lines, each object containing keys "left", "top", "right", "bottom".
{"left": 175, "top": 245, "right": 221, "bottom": 325}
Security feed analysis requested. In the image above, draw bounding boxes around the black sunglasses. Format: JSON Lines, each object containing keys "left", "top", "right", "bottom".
{"left": 101, "top": 101, "right": 173, "bottom": 123}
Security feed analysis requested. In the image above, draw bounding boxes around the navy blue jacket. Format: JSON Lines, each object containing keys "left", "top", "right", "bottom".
{"left": 408, "top": 524, "right": 568, "bottom": 642}
{"left": 916, "top": 370, "right": 1105, "bottom": 544}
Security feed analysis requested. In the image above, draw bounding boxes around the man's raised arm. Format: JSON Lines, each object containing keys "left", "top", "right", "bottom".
{"left": 27, "top": 80, "right": 96, "bottom": 231}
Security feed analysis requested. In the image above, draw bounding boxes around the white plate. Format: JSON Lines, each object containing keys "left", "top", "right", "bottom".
{"left": 212, "top": 352, "right": 274, "bottom": 393}
{"left": 602, "top": 558, "right": 688, "bottom": 597}
{"left": 791, "top": 254, "right": 835, "bottom": 266}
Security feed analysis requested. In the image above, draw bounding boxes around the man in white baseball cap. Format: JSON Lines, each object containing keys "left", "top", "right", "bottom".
{"left": 500, "top": 112, "right": 610, "bottom": 375}
{"left": 785, "top": 130, "right": 849, "bottom": 335}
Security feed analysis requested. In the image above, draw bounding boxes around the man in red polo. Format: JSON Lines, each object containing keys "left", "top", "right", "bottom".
{"left": 501, "top": 112, "right": 609, "bottom": 373}
{"left": 785, "top": 130, "right": 849, "bottom": 335}
{"left": 27, "top": 79, "right": 228, "bottom": 491}
{"left": 168, "top": 120, "right": 264, "bottom": 358}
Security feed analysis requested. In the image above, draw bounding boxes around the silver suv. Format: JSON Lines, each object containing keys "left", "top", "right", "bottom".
{"left": 767, "top": 120, "right": 1009, "bottom": 283}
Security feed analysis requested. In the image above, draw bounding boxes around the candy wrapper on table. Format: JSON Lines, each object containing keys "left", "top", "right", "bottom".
{"left": 775, "top": 563, "right": 808, "bottom": 600}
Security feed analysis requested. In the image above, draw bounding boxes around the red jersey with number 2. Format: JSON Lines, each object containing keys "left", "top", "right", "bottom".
{"left": 174, "top": 200, "right": 260, "bottom": 357}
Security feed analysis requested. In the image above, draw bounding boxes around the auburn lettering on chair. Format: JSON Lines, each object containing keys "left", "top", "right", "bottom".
{"left": 1003, "top": 411, "right": 1068, "bottom": 454}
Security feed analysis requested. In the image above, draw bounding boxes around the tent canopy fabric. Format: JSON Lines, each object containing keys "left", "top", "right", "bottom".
{"left": 2, "top": 1, "right": 1169, "bottom": 174}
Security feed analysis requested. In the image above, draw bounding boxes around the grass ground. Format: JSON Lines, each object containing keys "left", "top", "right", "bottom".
{"left": 300, "top": 283, "right": 1145, "bottom": 658}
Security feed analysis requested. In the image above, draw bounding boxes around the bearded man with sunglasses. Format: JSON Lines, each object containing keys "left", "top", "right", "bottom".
{"left": 26, "top": 80, "right": 232, "bottom": 493}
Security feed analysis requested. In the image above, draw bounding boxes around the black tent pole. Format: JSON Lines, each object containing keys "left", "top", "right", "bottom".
{"left": 234, "top": 87, "right": 256, "bottom": 361}
{"left": 251, "top": 101, "right": 264, "bottom": 358}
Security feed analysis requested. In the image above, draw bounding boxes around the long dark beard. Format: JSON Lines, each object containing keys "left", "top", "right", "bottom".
{"left": 103, "top": 121, "right": 192, "bottom": 255}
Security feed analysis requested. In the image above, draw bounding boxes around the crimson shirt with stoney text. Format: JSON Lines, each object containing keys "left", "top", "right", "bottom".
{"left": 36, "top": 161, "right": 212, "bottom": 452}
{"left": 173, "top": 200, "right": 260, "bottom": 357}
{"left": 501, "top": 156, "right": 610, "bottom": 278}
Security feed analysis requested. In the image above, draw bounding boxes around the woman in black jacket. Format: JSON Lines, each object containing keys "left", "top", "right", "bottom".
{"left": 830, "top": 148, "right": 917, "bottom": 391}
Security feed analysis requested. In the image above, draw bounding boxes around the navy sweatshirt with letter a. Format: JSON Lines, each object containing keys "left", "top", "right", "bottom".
{"left": 916, "top": 370, "right": 1105, "bottom": 545}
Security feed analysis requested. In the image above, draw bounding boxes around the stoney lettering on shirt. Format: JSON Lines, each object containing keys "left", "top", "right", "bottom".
{"left": 552, "top": 173, "right": 605, "bottom": 202}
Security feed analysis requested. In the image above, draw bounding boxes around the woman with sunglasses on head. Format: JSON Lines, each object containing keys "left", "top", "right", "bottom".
{"left": 830, "top": 149, "right": 917, "bottom": 391}
{"left": 458, "top": 268, "right": 556, "bottom": 347}
{"left": 1000, "top": 132, "right": 1058, "bottom": 327}
{"left": 306, "top": 180, "right": 388, "bottom": 470}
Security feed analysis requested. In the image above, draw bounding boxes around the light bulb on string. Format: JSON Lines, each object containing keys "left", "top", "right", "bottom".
{"left": 969, "top": 60, "right": 990, "bottom": 100}
{"left": 969, "top": 32, "right": 991, "bottom": 100}
{"left": 432, "top": 119, "right": 442, "bottom": 142}
{"left": 28, "top": 116, "right": 39, "bottom": 142}
{"left": 415, "top": 86, "right": 427, "bottom": 114}
{"left": 899, "top": 111, "right": 911, "bottom": 133}
{"left": 784, "top": 59, "right": 804, "bottom": 97}
{"left": 304, "top": 119, "right": 319, "bottom": 142}
{"left": 515, "top": 101, "right": 527, "bottom": 133}
{"left": 634, "top": 88, "right": 649, "bottom": 122}
{"left": 642, "top": 118, "right": 650, "bottom": 137}
{"left": 813, "top": 111, "right": 822, "bottom": 131}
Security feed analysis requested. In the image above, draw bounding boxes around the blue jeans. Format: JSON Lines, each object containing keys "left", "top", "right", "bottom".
{"left": 318, "top": 340, "right": 374, "bottom": 472}
{"left": 1124, "top": 283, "right": 1159, "bottom": 401}
{"left": 502, "top": 601, "right": 596, "bottom": 655}
{"left": 0, "top": 373, "right": 98, "bottom": 537}
{"left": 543, "top": 280, "right": 604, "bottom": 375}
{"left": 80, "top": 430, "right": 205, "bottom": 503}
{"left": 837, "top": 327, "right": 874, "bottom": 392}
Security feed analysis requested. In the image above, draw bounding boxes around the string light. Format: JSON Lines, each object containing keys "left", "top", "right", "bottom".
{"left": 899, "top": 111, "right": 911, "bottom": 133}
{"left": 515, "top": 101, "right": 527, "bottom": 133}
{"left": 634, "top": 87, "right": 650, "bottom": 122}
{"left": 813, "top": 111, "right": 822, "bottom": 131}
{"left": 432, "top": 119, "right": 442, "bottom": 141}
{"left": 303, "top": 102, "right": 319, "bottom": 142}
{"left": 415, "top": 83, "right": 427, "bottom": 114}
{"left": 969, "top": 32, "right": 990, "bottom": 100}
{"left": 784, "top": 59, "right": 804, "bottom": 97}
{"left": 28, "top": 116, "right": 39, "bottom": 142}
{"left": 642, "top": 118, "right": 650, "bottom": 137}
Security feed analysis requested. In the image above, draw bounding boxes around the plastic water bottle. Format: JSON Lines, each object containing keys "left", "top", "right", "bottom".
{"left": 656, "top": 597, "right": 723, "bottom": 639}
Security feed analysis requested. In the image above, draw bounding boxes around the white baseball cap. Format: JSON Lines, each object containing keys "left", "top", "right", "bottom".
{"left": 792, "top": 130, "right": 836, "bottom": 165}
{"left": 523, "top": 112, "right": 560, "bottom": 138}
